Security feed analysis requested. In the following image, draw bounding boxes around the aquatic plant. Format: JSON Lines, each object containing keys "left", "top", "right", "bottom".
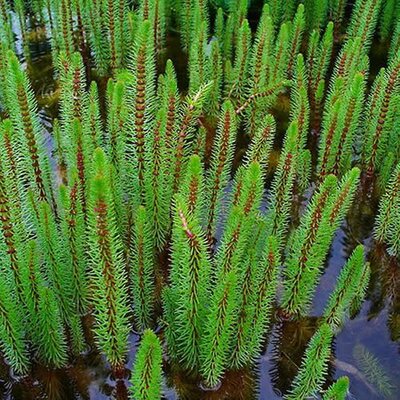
{"left": 318, "top": 72, "right": 366, "bottom": 179}
{"left": 4, "top": 51, "right": 53, "bottom": 205}
{"left": 144, "top": 107, "right": 172, "bottom": 249}
{"left": 87, "top": 148, "right": 130, "bottom": 372}
{"left": 199, "top": 270, "right": 237, "bottom": 387}
{"left": 0, "top": 0, "right": 399, "bottom": 398}
{"left": 353, "top": 344, "right": 395, "bottom": 398}
{"left": 307, "top": 21, "right": 334, "bottom": 133}
{"left": 205, "top": 100, "right": 237, "bottom": 241}
{"left": 323, "top": 245, "right": 369, "bottom": 331}
{"left": 84, "top": 0, "right": 109, "bottom": 74}
{"left": 285, "top": 324, "right": 333, "bottom": 399}
{"left": 0, "top": 270, "right": 29, "bottom": 374}
{"left": 55, "top": 0, "right": 75, "bottom": 58}
{"left": 130, "top": 329, "right": 162, "bottom": 400}
{"left": 282, "top": 168, "right": 360, "bottom": 316}
{"left": 165, "top": 194, "right": 211, "bottom": 369}
{"left": 230, "top": 235, "right": 279, "bottom": 368}
{"left": 322, "top": 376, "right": 350, "bottom": 400}
{"left": 35, "top": 285, "right": 68, "bottom": 368}
{"left": 265, "top": 122, "right": 299, "bottom": 247}
{"left": 131, "top": 205, "right": 156, "bottom": 331}
{"left": 0, "top": 0, "right": 13, "bottom": 51}
{"left": 127, "top": 19, "right": 156, "bottom": 196}
{"left": 374, "top": 162, "right": 400, "bottom": 257}
{"left": 363, "top": 51, "right": 400, "bottom": 177}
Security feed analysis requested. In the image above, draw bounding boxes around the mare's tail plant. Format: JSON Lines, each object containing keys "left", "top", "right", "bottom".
{"left": 35, "top": 285, "right": 68, "bottom": 368}
{"left": 285, "top": 324, "right": 333, "bottom": 399}
{"left": 282, "top": 168, "right": 360, "bottom": 316}
{"left": 0, "top": 267, "right": 29, "bottom": 374}
{"left": 363, "top": 51, "right": 400, "bottom": 178}
{"left": 353, "top": 344, "right": 395, "bottom": 398}
{"left": 130, "top": 329, "right": 163, "bottom": 400}
{"left": 205, "top": 100, "right": 237, "bottom": 242}
{"left": 374, "top": 162, "right": 400, "bottom": 257}
{"left": 88, "top": 148, "right": 130, "bottom": 372}
{"left": 5, "top": 51, "right": 54, "bottom": 206}
{"left": 323, "top": 245, "right": 369, "bottom": 331}
{"left": 131, "top": 205, "right": 156, "bottom": 331}
{"left": 164, "top": 194, "right": 211, "bottom": 369}
{"left": 322, "top": 376, "right": 350, "bottom": 400}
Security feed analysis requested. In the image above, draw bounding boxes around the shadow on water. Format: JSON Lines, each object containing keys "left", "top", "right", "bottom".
{"left": 1, "top": 9, "right": 400, "bottom": 400}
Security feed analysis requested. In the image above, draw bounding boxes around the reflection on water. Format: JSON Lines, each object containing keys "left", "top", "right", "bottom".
{"left": 1, "top": 11, "right": 399, "bottom": 400}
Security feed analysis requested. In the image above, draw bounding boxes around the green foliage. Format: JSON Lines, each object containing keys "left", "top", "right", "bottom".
{"left": 282, "top": 175, "right": 337, "bottom": 315}
{"left": 0, "top": 269, "right": 29, "bottom": 374}
{"left": 389, "top": 17, "right": 400, "bottom": 61}
{"left": 0, "top": 1, "right": 398, "bottom": 396}
{"left": 5, "top": 51, "right": 53, "bottom": 205}
{"left": 105, "top": 71, "right": 139, "bottom": 231}
{"left": 131, "top": 206, "right": 155, "bottom": 331}
{"left": 20, "top": 240, "right": 44, "bottom": 322}
{"left": 127, "top": 19, "right": 156, "bottom": 196}
{"left": 282, "top": 168, "right": 360, "bottom": 316}
{"left": 188, "top": 11, "right": 208, "bottom": 95}
{"left": 56, "top": 0, "right": 75, "bottom": 58}
{"left": 178, "top": 154, "right": 205, "bottom": 220}
{"left": 248, "top": 4, "right": 273, "bottom": 92}
{"left": 304, "top": 0, "right": 329, "bottom": 31}
{"left": 205, "top": 100, "right": 237, "bottom": 241}
{"left": 285, "top": 324, "right": 333, "bottom": 399}
{"left": 0, "top": 122, "right": 27, "bottom": 303}
{"left": 347, "top": 0, "right": 383, "bottom": 49}
{"left": 165, "top": 195, "right": 211, "bottom": 369}
{"left": 144, "top": 108, "right": 172, "bottom": 249}
{"left": 353, "top": 344, "right": 395, "bottom": 398}
{"left": 287, "top": 5, "right": 305, "bottom": 78}
{"left": 103, "top": 0, "right": 128, "bottom": 72}
{"left": 32, "top": 199, "right": 74, "bottom": 322}
{"left": 226, "top": 19, "right": 251, "bottom": 101}
{"left": 374, "top": 162, "right": 400, "bottom": 256}
{"left": 87, "top": 148, "right": 130, "bottom": 370}
{"left": 323, "top": 245, "right": 368, "bottom": 331}
{"left": 349, "top": 262, "right": 371, "bottom": 317}
{"left": 329, "top": 0, "right": 348, "bottom": 36}
{"left": 58, "top": 179, "right": 88, "bottom": 314}
{"left": 206, "top": 40, "right": 223, "bottom": 118}
{"left": 84, "top": 0, "right": 109, "bottom": 74}
{"left": 363, "top": 52, "right": 400, "bottom": 176}
{"left": 85, "top": 81, "right": 102, "bottom": 151}
{"left": 170, "top": 90, "right": 212, "bottom": 194}
{"left": 265, "top": 122, "right": 298, "bottom": 247}
{"left": 270, "top": 22, "right": 290, "bottom": 85}
{"left": 307, "top": 22, "right": 334, "bottom": 132}
{"left": 0, "top": 0, "right": 13, "bottom": 50}
{"left": 318, "top": 72, "right": 366, "bottom": 178}
{"left": 230, "top": 235, "right": 279, "bottom": 367}
{"left": 199, "top": 271, "right": 237, "bottom": 387}
{"left": 290, "top": 54, "right": 309, "bottom": 151}
{"left": 178, "top": 0, "right": 208, "bottom": 51}
{"left": 35, "top": 286, "right": 68, "bottom": 368}
{"left": 379, "top": 0, "right": 398, "bottom": 41}
{"left": 243, "top": 114, "right": 276, "bottom": 171}
{"left": 130, "top": 329, "right": 163, "bottom": 400}
{"left": 322, "top": 376, "right": 350, "bottom": 400}
{"left": 216, "top": 165, "right": 264, "bottom": 276}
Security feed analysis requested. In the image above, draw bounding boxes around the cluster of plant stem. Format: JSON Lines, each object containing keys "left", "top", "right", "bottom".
{"left": 0, "top": 0, "right": 399, "bottom": 398}
{"left": 374, "top": 162, "right": 400, "bottom": 257}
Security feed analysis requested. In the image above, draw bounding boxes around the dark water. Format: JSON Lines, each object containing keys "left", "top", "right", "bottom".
{"left": 1, "top": 13, "right": 400, "bottom": 400}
